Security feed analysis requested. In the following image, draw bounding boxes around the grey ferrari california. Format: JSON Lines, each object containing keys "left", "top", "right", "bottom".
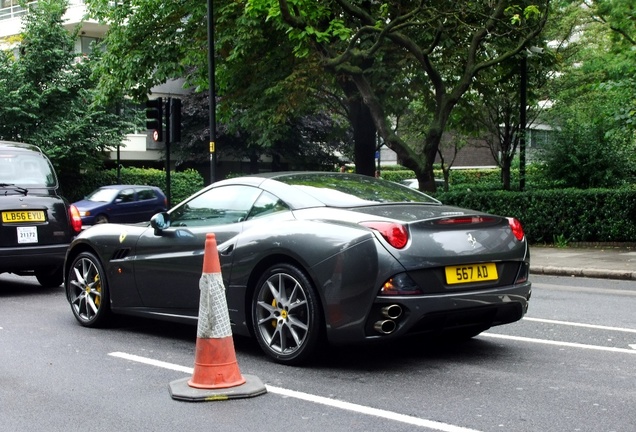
{"left": 64, "top": 172, "right": 531, "bottom": 364}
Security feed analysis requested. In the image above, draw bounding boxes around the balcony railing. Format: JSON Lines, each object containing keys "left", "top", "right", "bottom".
{"left": 0, "top": 0, "right": 86, "bottom": 21}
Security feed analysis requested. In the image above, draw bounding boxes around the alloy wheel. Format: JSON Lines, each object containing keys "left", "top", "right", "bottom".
{"left": 253, "top": 264, "right": 322, "bottom": 364}
{"left": 67, "top": 252, "right": 110, "bottom": 327}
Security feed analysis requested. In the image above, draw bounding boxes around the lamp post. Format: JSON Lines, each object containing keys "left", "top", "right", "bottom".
{"left": 519, "top": 52, "right": 527, "bottom": 192}
{"left": 207, "top": 0, "right": 216, "bottom": 185}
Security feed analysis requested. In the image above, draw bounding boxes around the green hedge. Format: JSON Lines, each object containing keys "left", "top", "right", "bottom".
{"left": 380, "top": 166, "right": 556, "bottom": 190}
{"left": 436, "top": 188, "right": 636, "bottom": 244}
{"left": 62, "top": 167, "right": 204, "bottom": 205}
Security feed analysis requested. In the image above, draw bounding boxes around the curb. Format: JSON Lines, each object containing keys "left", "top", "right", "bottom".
{"left": 530, "top": 266, "right": 636, "bottom": 281}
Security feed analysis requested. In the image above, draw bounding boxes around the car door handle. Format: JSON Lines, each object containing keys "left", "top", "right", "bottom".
{"left": 219, "top": 244, "right": 234, "bottom": 256}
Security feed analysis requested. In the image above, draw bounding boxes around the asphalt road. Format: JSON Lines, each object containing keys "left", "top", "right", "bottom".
{"left": 1, "top": 273, "right": 635, "bottom": 432}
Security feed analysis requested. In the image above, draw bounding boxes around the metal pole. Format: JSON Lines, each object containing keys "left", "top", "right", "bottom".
{"left": 519, "top": 54, "right": 527, "bottom": 192}
{"left": 207, "top": 0, "right": 216, "bottom": 185}
{"left": 116, "top": 144, "right": 121, "bottom": 184}
{"left": 165, "top": 97, "right": 171, "bottom": 208}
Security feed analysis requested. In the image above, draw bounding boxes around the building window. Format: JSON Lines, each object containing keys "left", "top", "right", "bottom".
{"left": 80, "top": 36, "right": 101, "bottom": 55}
{"left": 0, "top": 0, "right": 27, "bottom": 20}
{"left": 528, "top": 129, "right": 553, "bottom": 149}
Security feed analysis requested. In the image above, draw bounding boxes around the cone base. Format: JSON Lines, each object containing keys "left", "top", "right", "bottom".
{"left": 169, "top": 374, "right": 267, "bottom": 402}
{"left": 188, "top": 337, "right": 246, "bottom": 388}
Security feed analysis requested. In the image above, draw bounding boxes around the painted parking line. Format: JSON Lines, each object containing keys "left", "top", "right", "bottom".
{"left": 108, "top": 351, "right": 480, "bottom": 432}
{"left": 481, "top": 333, "right": 636, "bottom": 354}
{"left": 523, "top": 317, "right": 636, "bottom": 334}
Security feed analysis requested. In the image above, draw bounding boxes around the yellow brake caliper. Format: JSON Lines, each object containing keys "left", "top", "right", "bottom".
{"left": 93, "top": 274, "right": 101, "bottom": 307}
{"left": 271, "top": 299, "right": 287, "bottom": 328}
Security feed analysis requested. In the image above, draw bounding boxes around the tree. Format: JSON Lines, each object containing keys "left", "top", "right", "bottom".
{"left": 457, "top": 34, "right": 560, "bottom": 190}
{"left": 174, "top": 90, "right": 348, "bottom": 173}
{"left": 86, "top": 0, "right": 382, "bottom": 177}
{"left": 247, "top": 0, "right": 550, "bottom": 191}
{"left": 585, "top": 0, "right": 636, "bottom": 135}
{"left": 537, "top": 1, "right": 636, "bottom": 187}
{"left": 0, "top": 0, "right": 131, "bottom": 184}
{"left": 541, "top": 101, "right": 634, "bottom": 188}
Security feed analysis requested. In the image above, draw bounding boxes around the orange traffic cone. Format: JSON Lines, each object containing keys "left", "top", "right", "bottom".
{"left": 169, "top": 233, "right": 266, "bottom": 402}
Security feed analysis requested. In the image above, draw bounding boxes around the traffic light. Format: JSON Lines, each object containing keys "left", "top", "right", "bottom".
{"left": 145, "top": 98, "right": 163, "bottom": 142}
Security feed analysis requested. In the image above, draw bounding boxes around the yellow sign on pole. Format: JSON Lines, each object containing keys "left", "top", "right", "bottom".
{"left": 209, "top": 141, "right": 215, "bottom": 153}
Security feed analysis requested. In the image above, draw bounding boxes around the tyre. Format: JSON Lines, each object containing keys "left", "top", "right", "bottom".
{"left": 66, "top": 251, "right": 111, "bottom": 327}
{"left": 94, "top": 214, "right": 109, "bottom": 224}
{"left": 35, "top": 266, "right": 63, "bottom": 288}
{"left": 252, "top": 263, "right": 323, "bottom": 365}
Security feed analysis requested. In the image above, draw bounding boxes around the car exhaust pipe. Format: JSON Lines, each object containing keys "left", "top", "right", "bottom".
{"left": 381, "top": 304, "right": 402, "bottom": 320}
{"left": 374, "top": 320, "right": 397, "bottom": 335}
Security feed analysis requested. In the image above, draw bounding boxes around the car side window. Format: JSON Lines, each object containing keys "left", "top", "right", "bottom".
{"left": 137, "top": 188, "right": 155, "bottom": 201}
{"left": 117, "top": 189, "right": 135, "bottom": 203}
{"left": 246, "top": 191, "right": 289, "bottom": 220}
{"left": 170, "top": 185, "right": 261, "bottom": 227}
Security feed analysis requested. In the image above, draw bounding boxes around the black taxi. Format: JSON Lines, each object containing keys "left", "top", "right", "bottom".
{"left": 0, "top": 141, "right": 82, "bottom": 287}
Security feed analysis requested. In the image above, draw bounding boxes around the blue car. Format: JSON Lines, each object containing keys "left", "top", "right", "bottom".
{"left": 73, "top": 185, "right": 167, "bottom": 225}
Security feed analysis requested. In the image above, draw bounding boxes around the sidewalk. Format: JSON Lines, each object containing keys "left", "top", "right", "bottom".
{"left": 530, "top": 245, "right": 636, "bottom": 280}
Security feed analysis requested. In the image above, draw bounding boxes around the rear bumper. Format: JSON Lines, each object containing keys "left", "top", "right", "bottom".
{"left": 370, "top": 282, "right": 531, "bottom": 338}
{"left": 0, "top": 244, "right": 69, "bottom": 272}
{"left": 328, "top": 282, "right": 532, "bottom": 344}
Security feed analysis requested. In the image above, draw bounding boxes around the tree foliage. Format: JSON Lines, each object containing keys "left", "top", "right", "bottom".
{"left": 553, "top": 0, "right": 636, "bottom": 137}
{"left": 0, "top": 0, "right": 131, "bottom": 181}
{"left": 86, "top": 0, "right": 354, "bottom": 175}
{"left": 541, "top": 107, "right": 634, "bottom": 189}
{"left": 538, "top": 0, "right": 636, "bottom": 187}
{"left": 247, "top": 0, "right": 551, "bottom": 190}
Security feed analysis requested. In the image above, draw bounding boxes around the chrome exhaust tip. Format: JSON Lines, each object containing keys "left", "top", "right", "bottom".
{"left": 374, "top": 320, "right": 397, "bottom": 335}
{"left": 381, "top": 304, "right": 403, "bottom": 320}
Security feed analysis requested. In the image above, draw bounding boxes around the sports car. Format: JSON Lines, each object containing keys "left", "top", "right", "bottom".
{"left": 64, "top": 172, "right": 531, "bottom": 365}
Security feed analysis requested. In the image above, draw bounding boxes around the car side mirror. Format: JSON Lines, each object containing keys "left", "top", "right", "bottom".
{"left": 150, "top": 212, "right": 171, "bottom": 235}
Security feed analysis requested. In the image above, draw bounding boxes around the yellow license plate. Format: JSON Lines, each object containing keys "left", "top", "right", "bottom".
{"left": 445, "top": 263, "right": 498, "bottom": 284}
{"left": 2, "top": 210, "right": 46, "bottom": 223}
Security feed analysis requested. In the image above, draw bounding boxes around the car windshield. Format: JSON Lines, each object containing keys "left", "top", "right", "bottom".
{"left": 0, "top": 152, "right": 57, "bottom": 187}
{"left": 86, "top": 188, "right": 119, "bottom": 202}
{"left": 278, "top": 173, "right": 440, "bottom": 206}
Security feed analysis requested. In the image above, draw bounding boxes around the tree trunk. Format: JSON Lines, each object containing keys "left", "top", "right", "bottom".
{"left": 349, "top": 99, "right": 376, "bottom": 176}
{"left": 340, "top": 78, "right": 377, "bottom": 176}
{"left": 249, "top": 153, "right": 259, "bottom": 174}
{"left": 501, "top": 157, "right": 511, "bottom": 190}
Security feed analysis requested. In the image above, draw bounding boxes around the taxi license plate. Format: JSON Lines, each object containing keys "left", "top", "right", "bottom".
{"left": 445, "top": 263, "right": 498, "bottom": 285}
{"left": 2, "top": 210, "right": 46, "bottom": 223}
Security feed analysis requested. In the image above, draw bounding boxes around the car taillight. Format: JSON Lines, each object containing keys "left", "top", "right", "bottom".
{"left": 361, "top": 221, "right": 408, "bottom": 249}
{"left": 507, "top": 217, "right": 524, "bottom": 241}
{"left": 69, "top": 204, "right": 82, "bottom": 234}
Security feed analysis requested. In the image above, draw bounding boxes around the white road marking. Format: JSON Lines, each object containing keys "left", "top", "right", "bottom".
{"left": 110, "top": 352, "right": 192, "bottom": 373}
{"left": 523, "top": 317, "right": 636, "bottom": 334}
{"left": 109, "top": 321, "right": 636, "bottom": 431}
{"left": 109, "top": 352, "right": 480, "bottom": 432}
{"left": 481, "top": 333, "right": 636, "bottom": 354}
